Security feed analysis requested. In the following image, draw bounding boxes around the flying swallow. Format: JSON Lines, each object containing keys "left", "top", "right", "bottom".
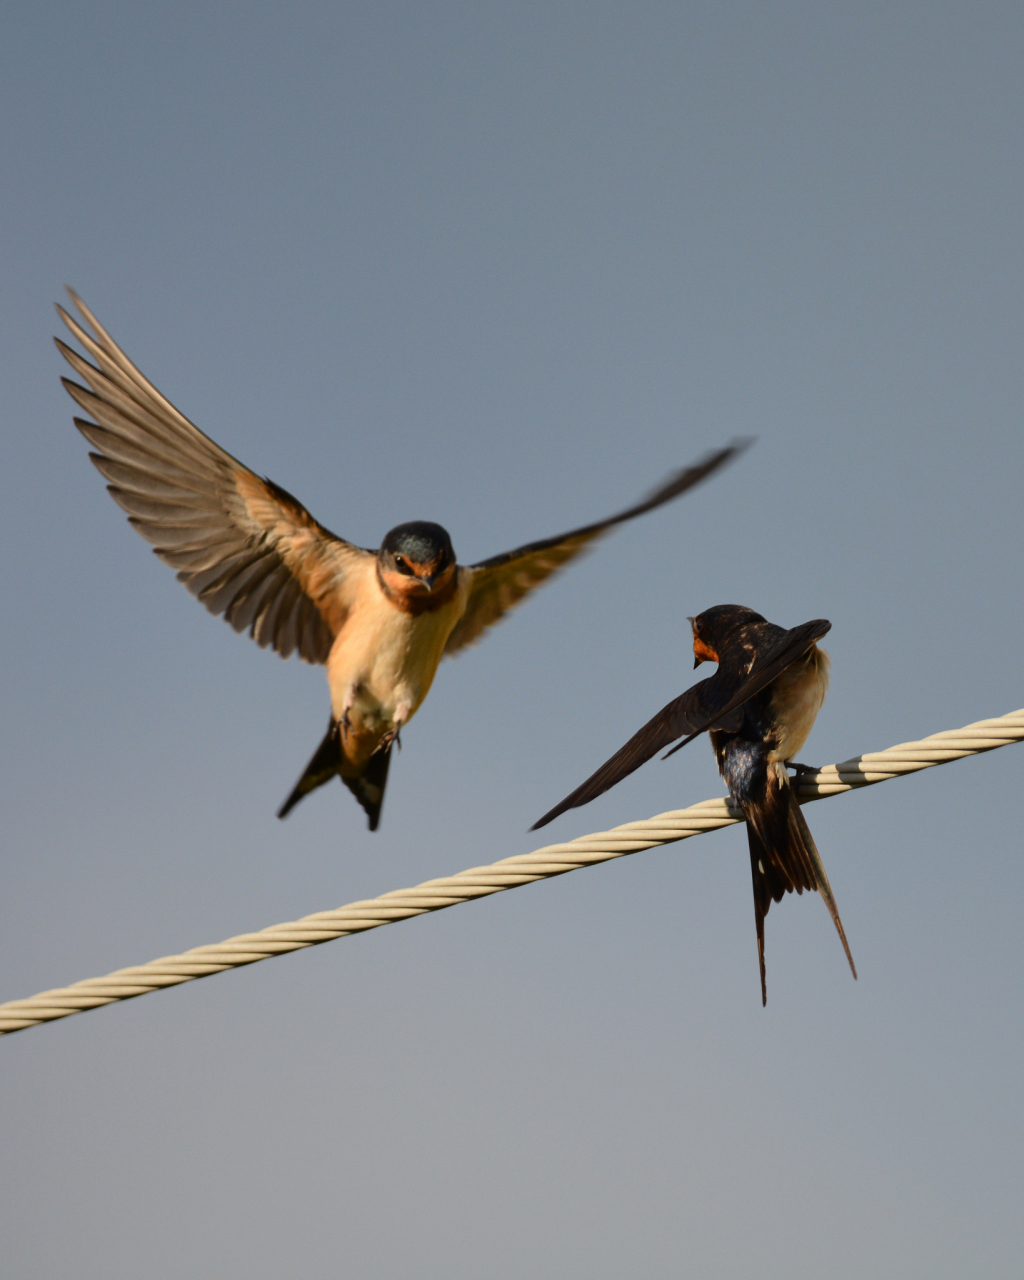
{"left": 55, "top": 291, "right": 750, "bottom": 830}
{"left": 532, "top": 604, "right": 856, "bottom": 1005}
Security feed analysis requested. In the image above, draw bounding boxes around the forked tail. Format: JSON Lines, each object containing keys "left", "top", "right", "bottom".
{"left": 278, "top": 718, "right": 343, "bottom": 819}
{"left": 277, "top": 719, "right": 393, "bottom": 831}
{"left": 745, "top": 763, "right": 856, "bottom": 1005}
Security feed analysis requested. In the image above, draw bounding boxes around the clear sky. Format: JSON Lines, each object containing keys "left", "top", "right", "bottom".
{"left": 2, "top": 4, "right": 1022, "bottom": 1277}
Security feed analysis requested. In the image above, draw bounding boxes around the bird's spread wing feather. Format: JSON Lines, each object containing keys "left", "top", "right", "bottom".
{"left": 444, "top": 442, "right": 750, "bottom": 656}
{"left": 532, "top": 617, "right": 831, "bottom": 829}
{"left": 56, "top": 291, "right": 372, "bottom": 663}
{"left": 661, "top": 619, "right": 832, "bottom": 757}
{"left": 531, "top": 682, "right": 715, "bottom": 829}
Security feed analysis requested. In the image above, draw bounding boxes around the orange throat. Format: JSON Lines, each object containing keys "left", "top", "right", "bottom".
{"left": 377, "top": 564, "right": 459, "bottom": 615}
{"left": 693, "top": 636, "right": 719, "bottom": 666}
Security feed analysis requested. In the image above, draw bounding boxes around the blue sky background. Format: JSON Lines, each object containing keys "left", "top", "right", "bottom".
{"left": 2, "top": 4, "right": 1022, "bottom": 1277}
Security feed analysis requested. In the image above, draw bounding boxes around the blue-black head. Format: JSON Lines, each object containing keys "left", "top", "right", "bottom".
{"left": 379, "top": 521, "right": 456, "bottom": 591}
{"left": 689, "top": 604, "right": 766, "bottom": 668}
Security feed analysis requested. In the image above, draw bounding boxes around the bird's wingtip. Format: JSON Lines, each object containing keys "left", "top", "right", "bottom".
{"left": 529, "top": 807, "right": 559, "bottom": 832}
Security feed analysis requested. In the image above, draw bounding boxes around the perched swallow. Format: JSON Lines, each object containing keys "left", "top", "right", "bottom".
{"left": 533, "top": 604, "right": 856, "bottom": 1005}
{"left": 55, "top": 291, "right": 750, "bottom": 830}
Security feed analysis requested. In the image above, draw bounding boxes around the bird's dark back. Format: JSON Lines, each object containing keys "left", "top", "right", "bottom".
{"left": 707, "top": 620, "right": 790, "bottom": 794}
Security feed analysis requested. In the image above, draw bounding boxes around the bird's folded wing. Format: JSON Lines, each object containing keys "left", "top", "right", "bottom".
{"left": 662, "top": 618, "right": 832, "bottom": 758}
{"left": 531, "top": 683, "right": 712, "bottom": 829}
{"left": 56, "top": 291, "right": 372, "bottom": 664}
{"left": 443, "top": 441, "right": 750, "bottom": 656}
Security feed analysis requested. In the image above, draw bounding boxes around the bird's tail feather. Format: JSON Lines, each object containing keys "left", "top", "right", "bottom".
{"left": 341, "top": 746, "right": 391, "bottom": 832}
{"left": 788, "top": 797, "right": 857, "bottom": 981}
{"left": 745, "top": 820, "right": 780, "bottom": 1007}
{"left": 744, "top": 764, "right": 856, "bottom": 1005}
{"left": 277, "top": 719, "right": 343, "bottom": 819}
{"left": 278, "top": 719, "right": 394, "bottom": 831}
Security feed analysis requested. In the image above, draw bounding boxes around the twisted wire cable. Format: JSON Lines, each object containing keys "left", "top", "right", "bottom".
{"left": 2, "top": 708, "right": 1021, "bottom": 1037}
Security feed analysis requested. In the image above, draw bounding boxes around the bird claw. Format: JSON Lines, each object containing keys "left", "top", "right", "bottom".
{"left": 787, "top": 760, "right": 818, "bottom": 777}
{"left": 379, "top": 724, "right": 403, "bottom": 754}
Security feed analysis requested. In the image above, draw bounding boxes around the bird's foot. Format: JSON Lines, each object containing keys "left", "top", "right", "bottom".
{"left": 338, "top": 709, "right": 353, "bottom": 740}
{"left": 786, "top": 760, "right": 819, "bottom": 777}
{"left": 378, "top": 723, "right": 403, "bottom": 754}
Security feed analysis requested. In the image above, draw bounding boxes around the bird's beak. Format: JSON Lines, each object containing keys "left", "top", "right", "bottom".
{"left": 688, "top": 618, "right": 700, "bottom": 667}
{"left": 417, "top": 573, "right": 436, "bottom": 592}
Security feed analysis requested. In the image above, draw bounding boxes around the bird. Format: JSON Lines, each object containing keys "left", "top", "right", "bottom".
{"left": 54, "top": 290, "right": 750, "bottom": 830}
{"left": 532, "top": 604, "right": 856, "bottom": 1005}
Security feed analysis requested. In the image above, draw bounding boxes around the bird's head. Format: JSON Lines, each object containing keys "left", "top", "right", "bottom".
{"left": 378, "top": 522, "right": 457, "bottom": 598}
{"left": 689, "top": 604, "right": 766, "bottom": 668}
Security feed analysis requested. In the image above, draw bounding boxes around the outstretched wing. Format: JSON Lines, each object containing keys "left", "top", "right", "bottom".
{"left": 56, "top": 290, "right": 373, "bottom": 664}
{"left": 661, "top": 619, "right": 831, "bottom": 758}
{"left": 531, "top": 681, "right": 716, "bottom": 830}
{"left": 532, "top": 617, "right": 831, "bottom": 829}
{"left": 443, "top": 441, "right": 751, "bottom": 656}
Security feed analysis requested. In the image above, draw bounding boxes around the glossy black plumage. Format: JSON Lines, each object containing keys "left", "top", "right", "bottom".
{"left": 533, "top": 604, "right": 856, "bottom": 1005}
{"left": 532, "top": 607, "right": 831, "bottom": 827}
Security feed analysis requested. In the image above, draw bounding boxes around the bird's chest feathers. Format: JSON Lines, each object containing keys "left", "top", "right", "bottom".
{"left": 767, "top": 645, "right": 830, "bottom": 762}
{"left": 326, "top": 578, "right": 465, "bottom": 724}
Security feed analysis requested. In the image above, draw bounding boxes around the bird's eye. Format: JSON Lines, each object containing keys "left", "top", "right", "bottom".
{"left": 395, "top": 555, "right": 407, "bottom": 571}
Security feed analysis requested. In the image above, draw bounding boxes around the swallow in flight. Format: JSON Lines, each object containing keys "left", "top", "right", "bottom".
{"left": 533, "top": 604, "right": 856, "bottom": 1004}
{"left": 55, "top": 291, "right": 750, "bottom": 830}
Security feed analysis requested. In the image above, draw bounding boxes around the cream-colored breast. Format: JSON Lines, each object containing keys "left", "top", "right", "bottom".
{"left": 767, "top": 644, "right": 830, "bottom": 762}
{"left": 325, "top": 564, "right": 469, "bottom": 727}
